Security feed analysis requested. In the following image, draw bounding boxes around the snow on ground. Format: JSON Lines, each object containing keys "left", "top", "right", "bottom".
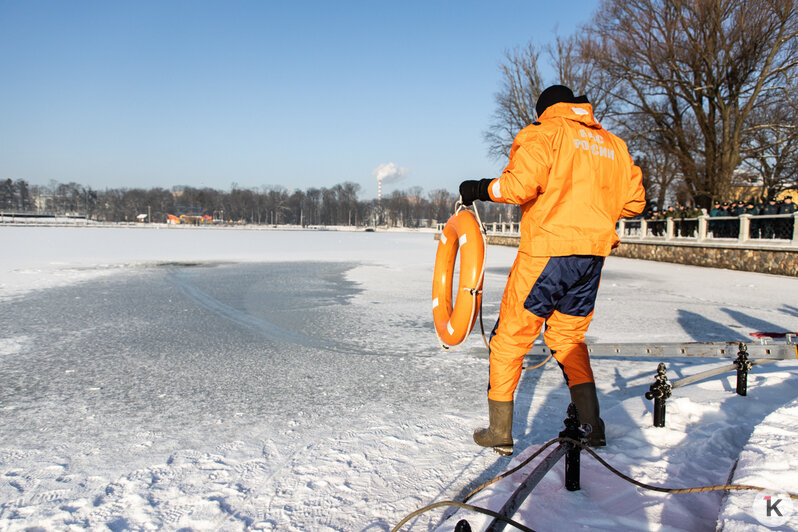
{"left": 1, "top": 225, "right": 797, "bottom": 531}
{"left": 717, "top": 397, "right": 798, "bottom": 531}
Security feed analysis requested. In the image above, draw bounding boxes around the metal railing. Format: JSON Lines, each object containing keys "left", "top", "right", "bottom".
{"left": 617, "top": 213, "right": 798, "bottom": 247}
{"left": 437, "top": 221, "right": 521, "bottom": 235}
{"left": 437, "top": 213, "right": 798, "bottom": 245}
{"left": 485, "top": 222, "right": 521, "bottom": 235}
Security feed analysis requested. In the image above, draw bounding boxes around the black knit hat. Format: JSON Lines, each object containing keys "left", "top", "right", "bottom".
{"left": 535, "top": 85, "right": 590, "bottom": 117}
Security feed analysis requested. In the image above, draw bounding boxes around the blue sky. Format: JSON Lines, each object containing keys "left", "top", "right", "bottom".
{"left": 0, "top": 0, "right": 599, "bottom": 198}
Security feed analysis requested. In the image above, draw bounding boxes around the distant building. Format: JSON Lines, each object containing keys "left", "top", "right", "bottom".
{"left": 167, "top": 214, "right": 212, "bottom": 225}
{"left": 728, "top": 169, "right": 797, "bottom": 201}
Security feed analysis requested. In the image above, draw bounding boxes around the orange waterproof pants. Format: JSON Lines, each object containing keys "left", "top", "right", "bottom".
{"left": 487, "top": 253, "right": 604, "bottom": 401}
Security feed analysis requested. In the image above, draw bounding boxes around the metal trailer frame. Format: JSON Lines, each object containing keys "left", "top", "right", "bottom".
{"left": 523, "top": 340, "right": 797, "bottom": 361}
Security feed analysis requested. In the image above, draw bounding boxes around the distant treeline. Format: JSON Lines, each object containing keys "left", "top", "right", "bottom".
{"left": 0, "top": 178, "right": 520, "bottom": 227}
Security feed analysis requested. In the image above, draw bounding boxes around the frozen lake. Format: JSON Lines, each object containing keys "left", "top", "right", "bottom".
{"left": 1, "top": 226, "right": 797, "bottom": 531}
{"left": 4, "top": 261, "right": 384, "bottom": 463}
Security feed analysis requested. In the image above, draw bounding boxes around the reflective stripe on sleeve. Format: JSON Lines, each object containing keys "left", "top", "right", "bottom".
{"left": 492, "top": 179, "right": 502, "bottom": 199}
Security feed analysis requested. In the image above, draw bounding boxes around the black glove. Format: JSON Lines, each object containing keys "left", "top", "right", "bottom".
{"left": 459, "top": 179, "right": 493, "bottom": 206}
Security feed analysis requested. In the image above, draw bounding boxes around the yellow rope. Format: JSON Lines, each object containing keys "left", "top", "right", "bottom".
{"left": 522, "top": 352, "right": 553, "bottom": 371}
{"left": 571, "top": 438, "right": 798, "bottom": 499}
{"left": 464, "top": 438, "right": 562, "bottom": 502}
{"left": 465, "top": 437, "right": 798, "bottom": 502}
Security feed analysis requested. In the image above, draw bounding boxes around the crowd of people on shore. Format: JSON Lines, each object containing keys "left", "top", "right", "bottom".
{"left": 642, "top": 196, "right": 795, "bottom": 220}
{"left": 639, "top": 196, "right": 795, "bottom": 239}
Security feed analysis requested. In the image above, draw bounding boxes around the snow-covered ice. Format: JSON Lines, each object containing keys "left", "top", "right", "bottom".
{"left": 1, "top": 225, "right": 797, "bottom": 531}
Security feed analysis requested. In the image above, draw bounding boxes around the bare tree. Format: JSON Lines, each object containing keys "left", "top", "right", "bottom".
{"left": 741, "top": 95, "right": 798, "bottom": 199}
{"left": 1, "top": 179, "right": 14, "bottom": 209}
{"left": 484, "top": 43, "right": 545, "bottom": 160}
{"left": 386, "top": 189, "right": 411, "bottom": 227}
{"left": 634, "top": 138, "right": 683, "bottom": 209}
{"left": 550, "top": 34, "right": 621, "bottom": 124}
{"left": 15, "top": 180, "right": 33, "bottom": 211}
{"left": 337, "top": 182, "right": 361, "bottom": 225}
{"left": 305, "top": 188, "right": 321, "bottom": 225}
{"left": 484, "top": 36, "right": 624, "bottom": 160}
{"left": 582, "top": 0, "right": 798, "bottom": 208}
{"left": 427, "top": 188, "right": 456, "bottom": 223}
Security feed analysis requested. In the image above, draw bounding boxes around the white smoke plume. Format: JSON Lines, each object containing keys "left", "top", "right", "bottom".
{"left": 372, "top": 162, "right": 410, "bottom": 184}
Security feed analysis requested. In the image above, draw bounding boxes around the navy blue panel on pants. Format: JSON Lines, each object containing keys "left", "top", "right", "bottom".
{"left": 523, "top": 255, "right": 605, "bottom": 318}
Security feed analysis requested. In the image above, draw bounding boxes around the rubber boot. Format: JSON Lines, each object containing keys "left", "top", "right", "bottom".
{"left": 473, "top": 399, "right": 514, "bottom": 456}
{"left": 569, "top": 382, "right": 606, "bottom": 447}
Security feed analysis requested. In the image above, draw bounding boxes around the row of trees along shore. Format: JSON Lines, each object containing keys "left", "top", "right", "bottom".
{"left": 0, "top": 178, "right": 520, "bottom": 227}
{"left": 486, "top": 0, "right": 798, "bottom": 209}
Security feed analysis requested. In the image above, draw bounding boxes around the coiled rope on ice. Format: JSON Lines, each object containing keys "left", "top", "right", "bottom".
{"left": 391, "top": 436, "right": 798, "bottom": 532}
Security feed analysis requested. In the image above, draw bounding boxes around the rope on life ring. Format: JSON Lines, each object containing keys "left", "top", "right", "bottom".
{"left": 432, "top": 202, "right": 487, "bottom": 349}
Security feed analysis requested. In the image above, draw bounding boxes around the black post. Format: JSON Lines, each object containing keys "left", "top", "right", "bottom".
{"left": 734, "top": 342, "right": 753, "bottom": 396}
{"left": 559, "top": 403, "right": 584, "bottom": 491}
{"left": 455, "top": 519, "right": 472, "bottom": 532}
{"left": 645, "top": 362, "right": 672, "bottom": 427}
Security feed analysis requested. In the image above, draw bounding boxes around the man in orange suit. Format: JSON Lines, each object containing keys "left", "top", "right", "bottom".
{"left": 459, "top": 85, "right": 645, "bottom": 455}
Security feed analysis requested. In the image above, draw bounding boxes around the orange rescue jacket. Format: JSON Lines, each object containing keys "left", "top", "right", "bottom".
{"left": 488, "top": 102, "right": 645, "bottom": 257}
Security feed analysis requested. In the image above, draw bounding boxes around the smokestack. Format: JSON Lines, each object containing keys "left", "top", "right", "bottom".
{"left": 372, "top": 162, "right": 409, "bottom": 205}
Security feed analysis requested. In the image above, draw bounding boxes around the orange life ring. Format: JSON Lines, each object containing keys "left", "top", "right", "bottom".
{"left": 432, "top": 209, "right": 486, "bottom": 347}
